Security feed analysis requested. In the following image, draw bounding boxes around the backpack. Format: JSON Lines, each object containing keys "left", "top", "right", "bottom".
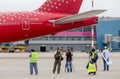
{"left": 66, "top": 52, "right": 73, "bottom": 61}
{"left": 67, "top": 52, "right": 72, "bottom": 58}
{"left": 54, "top": 51, "right": 60, "bottom": 60}
{"left": 94, "top": 53, "right": 98, "bottom": 60}
{"left": 92, "top": 52, "right": 98, "bottom": 63}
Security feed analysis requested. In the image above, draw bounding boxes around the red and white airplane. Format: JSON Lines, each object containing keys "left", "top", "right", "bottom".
{"left": 0, "top": 0, "right": 105, "bottom": 43}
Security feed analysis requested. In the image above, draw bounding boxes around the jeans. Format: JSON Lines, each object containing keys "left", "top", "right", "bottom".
{"left": 103, "top": 58, "right": 109, "bottom": 71}
{"left": 66, "top": 61, "right": 72, "bottom": 72}
{"left": 30, "top": 63, "right": 38, "bottom": 75}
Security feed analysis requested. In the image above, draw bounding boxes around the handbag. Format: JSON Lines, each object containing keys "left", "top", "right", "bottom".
{"left": 61, "top": 56, "right": 63, "bottom": 60}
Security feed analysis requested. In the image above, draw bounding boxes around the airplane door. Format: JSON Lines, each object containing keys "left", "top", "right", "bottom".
{"left": 22, "top": 18, "right": 30, "bottom": 30}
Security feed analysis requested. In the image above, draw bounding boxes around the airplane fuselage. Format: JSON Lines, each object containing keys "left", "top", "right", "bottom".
{"left": 0, "top": 11, "right": 97, "bottom": 43}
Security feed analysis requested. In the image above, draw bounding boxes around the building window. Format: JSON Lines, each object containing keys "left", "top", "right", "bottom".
{"left": 83, "top": 26, "right": 91, "bottom": 32}
{"left": 50, "top": 47, "right": 53, "bottom": 49}
{"left": 66, "top": 37, "right": 74, "bottom": 40}
{"left": 83, "top": 36, "right": 91, "bottom": 41}
{"left": 118, "top": 30, "right": 120, "bottom": 36}
{"left": 94, "top": 25, "right": 96, "bottom": 32}
{"left": 118, "top": 44, "right": 120, "bottom": 48}
{"left": 118, "top": 30, "right": 120, "bottom": 48}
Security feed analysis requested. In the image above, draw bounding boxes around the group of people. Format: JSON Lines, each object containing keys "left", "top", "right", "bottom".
{"left": 28, "top": 47, "right": 73, "bottom": 75}
{"left": 28, "top": 46, "right": 111, "bottom": 75}
{"left": 86, "top": 46, "right": 111, "bottom": 75}
{"left": 53, "top": 47, "right": 73, "bottom": 74}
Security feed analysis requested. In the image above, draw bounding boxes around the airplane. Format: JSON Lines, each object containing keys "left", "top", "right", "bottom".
{"left": 0, "top": 0, "right": 106, "bottom": 43}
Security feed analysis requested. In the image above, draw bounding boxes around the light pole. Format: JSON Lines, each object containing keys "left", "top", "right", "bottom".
{"left": 91, "top": 25, "right": 94, "bottom": 47}
{"left": 91, "top": 0, "right": 94, "bottom": 47}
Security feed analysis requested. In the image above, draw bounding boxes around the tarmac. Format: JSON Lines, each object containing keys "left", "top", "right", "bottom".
{"left": 0, "top": 52, "right": 120, "bottom": 79}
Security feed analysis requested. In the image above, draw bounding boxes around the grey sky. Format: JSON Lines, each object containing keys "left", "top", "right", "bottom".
{"left": 0, "top": 0, "right": 119, "bottom": 17}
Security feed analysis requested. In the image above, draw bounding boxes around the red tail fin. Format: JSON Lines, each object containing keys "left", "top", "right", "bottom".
{"left": 37, "top": 0, "right": 83, "bottom": 14}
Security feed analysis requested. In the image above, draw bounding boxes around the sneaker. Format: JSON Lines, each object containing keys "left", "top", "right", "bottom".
{"left": 57, "top": 72, "right": 60, "bottom": 74}
{"left": 36, "top": 73, "right": 38, "bottom": 75}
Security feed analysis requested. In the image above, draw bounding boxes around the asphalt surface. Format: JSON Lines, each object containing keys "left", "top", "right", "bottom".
{"left": 0, "top": 52, "right": 120, "bottom": 79}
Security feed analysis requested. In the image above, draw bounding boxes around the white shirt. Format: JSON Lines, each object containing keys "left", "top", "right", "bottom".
{"left": 102, "top": 49, "right": 110, "bottom": 61}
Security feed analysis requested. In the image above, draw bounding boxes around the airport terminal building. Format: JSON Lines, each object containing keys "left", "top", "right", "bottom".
{"left": 97, "top": 17, "right": 120, "bottom": 52}
{"left": 23, "top": 17, "right": 120, "bottom": 52}
{"left": 26, "top": 25, "right": 95, "bottom": 52}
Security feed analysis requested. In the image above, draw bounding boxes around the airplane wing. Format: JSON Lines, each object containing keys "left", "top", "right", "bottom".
{"left": 49, "top": 10, "right": 106, "bottom": 24}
